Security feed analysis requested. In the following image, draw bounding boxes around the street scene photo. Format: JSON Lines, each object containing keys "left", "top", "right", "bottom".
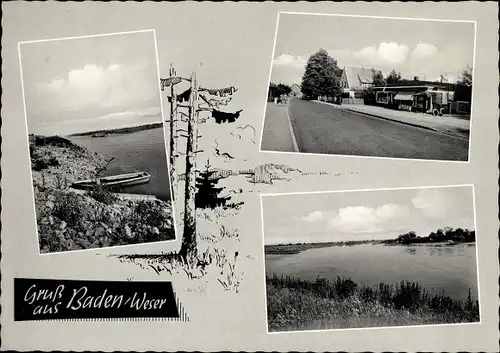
{"left": 262, "top": 185, "right": 480, "bottom": 332}
{"left": 20, "top": 30, "right": 176, "bottom": 254}
{"left": 260, "top": 13, "right": 475, "bottom": 161}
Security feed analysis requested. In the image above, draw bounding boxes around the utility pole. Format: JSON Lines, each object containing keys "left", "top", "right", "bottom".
{"left": 169, "top": 65, "right": 178, "bottom": 202}
{"left": 179, "top": 72, "right": 198, "bottom": 261}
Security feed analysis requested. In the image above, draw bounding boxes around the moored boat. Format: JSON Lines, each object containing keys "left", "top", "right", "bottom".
{"left": 71, "top": 171, "right": 151, "bottom": 190}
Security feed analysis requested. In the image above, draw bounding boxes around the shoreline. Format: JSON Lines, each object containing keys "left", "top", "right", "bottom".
{"left": 265, "top": 240, "right": 476, "bottom": 255}
{"left": 265, "top": 229, "right": 476, "bottom": 255}
{"left": 69, "top": 122, "right": 163, "bottom": 138}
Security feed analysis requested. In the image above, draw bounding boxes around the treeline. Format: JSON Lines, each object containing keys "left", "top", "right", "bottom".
{"left": 71, "top": 122, "right": 163, "bottom": 137}
{"left": 268, "top": 82, "right": 292, "bottom": 101}
{"left": 384, "top": 227, "right": 476, "bottom": 245}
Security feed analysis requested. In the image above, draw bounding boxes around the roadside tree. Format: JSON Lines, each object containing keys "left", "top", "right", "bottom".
{"left": 301, "top": 48, "right": 342, "bottom": 100}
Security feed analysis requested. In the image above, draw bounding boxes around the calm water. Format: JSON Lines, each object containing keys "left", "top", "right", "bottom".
{"left": 69, "top": 127, "right": 172, "bottom": 201}
{"left": 266, "top": 243, "right": 479, "bottom": 301}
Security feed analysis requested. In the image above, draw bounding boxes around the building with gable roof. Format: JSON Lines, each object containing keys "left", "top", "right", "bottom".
{"left": 289, "top": 83, "right": 302, "bottom": 98}
{"left": 339, "top": 67, "right": 374, "bottom": 98}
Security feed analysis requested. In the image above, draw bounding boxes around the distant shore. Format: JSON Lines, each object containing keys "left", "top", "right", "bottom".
{"left": 265, "top": 236, "right": 476, "bottom": 255}
{"left": 265, "top": 240, "right": 382, "bottom": 255}
{"left": 70, "top": 122, "right": 163, "bottom": 137}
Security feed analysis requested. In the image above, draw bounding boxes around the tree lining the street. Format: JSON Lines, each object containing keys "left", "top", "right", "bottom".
{"left": 300, "top": 48, "right": 342, "bottom": 100}
{"left": 268, "top": 82, "right": 292, "bottom": 99}
{"left": 456, "top": 65, "right": 473, "bottom": 87}
{"left": 386, "top": 69, "right": 402, "bottom": 84}
{"left": 371, "top": 69, "right": 386, "bottom": 86}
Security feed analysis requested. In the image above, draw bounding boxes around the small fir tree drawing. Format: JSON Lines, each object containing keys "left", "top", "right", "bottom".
{"left": 195, "top": 159, "right": 231, "bottom": 209}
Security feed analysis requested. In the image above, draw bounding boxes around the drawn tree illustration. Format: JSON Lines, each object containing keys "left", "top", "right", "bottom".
{"left": 160, "top": 67, "right": 242, "bottom": 262}
{"left": 195, "top": 159, "right": 230, "bottom": 209}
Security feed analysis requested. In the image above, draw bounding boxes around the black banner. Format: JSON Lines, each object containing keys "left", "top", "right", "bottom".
{"left": 14, "top": 278, "right": 185, "bottom": 321}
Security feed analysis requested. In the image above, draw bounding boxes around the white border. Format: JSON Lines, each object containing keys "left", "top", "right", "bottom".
{"left": 18, "top": 29, "right": 180, "bottom": 256}
{"left": 259, "top": 184, "right": 482, "bottom": 334}
{"left": 258, "top": 12, "right": 477, "bottom": 164}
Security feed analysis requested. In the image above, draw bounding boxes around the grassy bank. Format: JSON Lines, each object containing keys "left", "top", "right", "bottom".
{"left": 30, "top": 134, "right": 174, "bottom": 253}
{"left": 266, "top": 275, "right": 479, "bottom": 332}
{"left": 70, "top": 122, "right": 163, "bottom": 137}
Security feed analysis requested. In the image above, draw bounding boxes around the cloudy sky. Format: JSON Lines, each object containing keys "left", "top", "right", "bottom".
{"left": 270, "top": 13, "right": 475, "bottom": 86}
{"left": 262, "top": 186, "right": 475, "bottom": 245}
{"left": 20, "top": 30, "right": 162, "bottom": 135}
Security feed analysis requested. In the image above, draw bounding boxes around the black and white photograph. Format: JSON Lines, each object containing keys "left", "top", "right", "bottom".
{"left": 20, "top": 30, "right": 177, "bottom": 254}
{"left": 260, "top": 13, "right": 475, "bottom": 162}
{"left": 262, "top": 185, "right": 480, "bottom": 332}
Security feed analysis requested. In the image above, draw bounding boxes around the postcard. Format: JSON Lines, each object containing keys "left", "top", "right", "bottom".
{"left": 1, "top": 2, "right": 498, "bottom": 352}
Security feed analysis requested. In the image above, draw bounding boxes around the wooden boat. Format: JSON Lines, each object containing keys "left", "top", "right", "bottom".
{"left": 71, "top": 172, "right": 151, "bottom": 190}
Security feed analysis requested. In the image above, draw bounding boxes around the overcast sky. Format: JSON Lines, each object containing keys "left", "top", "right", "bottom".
{"left": 20, "top": 30, "right": 162, "bottom": 135}
{"left": 262, "top": 186, "right": 475, "bottom": 245}
{"left": 270, "top": 13, "right": 475, "bottom": 86}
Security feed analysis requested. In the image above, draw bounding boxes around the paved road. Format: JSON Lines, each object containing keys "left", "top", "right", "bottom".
{"left": 283, "top": 99, "right": 469, "bottom": 161}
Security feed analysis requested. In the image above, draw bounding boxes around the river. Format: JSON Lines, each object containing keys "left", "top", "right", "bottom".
{"left": 265, "top": 242, "right": 478, "bottom": 301}
{"left": 69, "top": 126, "right": 172, "bottom": 201}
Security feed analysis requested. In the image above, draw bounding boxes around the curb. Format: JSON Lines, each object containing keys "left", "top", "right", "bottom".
{"left": 286, "top": 100, "right": 300, "bottom": 152}
{"left": 343, "top": 108, "right": 469, "bottom": 140}
{"left": 313, "top": 100, "right": 340, "bottom": 108}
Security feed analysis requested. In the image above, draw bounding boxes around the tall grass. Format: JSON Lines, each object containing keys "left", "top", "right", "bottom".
{"left": 266, "top": 274, "right": 479, "bottom": 331}
{"left": 119, "top": 246, "right": 243, "bottom": 292}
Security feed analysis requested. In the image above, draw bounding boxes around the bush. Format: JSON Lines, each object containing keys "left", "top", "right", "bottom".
{"left": 31, "top": 153, "right": 59, "bottom": 171}
{"left": 52, "top": 193, "right": 87, "bottom": 227}
{"left": 33, "top": 135, "right": 85, "bottom": 152}
{"left": 132, "top": 200, "right": 167, "bottom": 228}
{"left": 87, "top": 186, "right": 118, "bottom": 205}
{"left": 48, "top": 156, "right": 60, "bottom": 167}
{"left": 32, "top": 159, "right": 49, "bottom": 171}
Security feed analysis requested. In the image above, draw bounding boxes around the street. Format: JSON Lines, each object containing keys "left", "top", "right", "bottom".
{"left": 261, "top": 99, "right": 469, "bottom": 161}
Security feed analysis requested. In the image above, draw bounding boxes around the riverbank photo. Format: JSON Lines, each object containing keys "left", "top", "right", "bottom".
{"left": 260, "top": 13, "right": 475, "bottom": 162}
{"left": 19, "top": 30, "right": 176, "bottom": 254}
{"left": 262, "top": 185, "right": 480, "bottom": 332}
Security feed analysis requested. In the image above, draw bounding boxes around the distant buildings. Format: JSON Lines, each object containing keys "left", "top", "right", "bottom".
{"left": 268, "top": 82, "right": 302, "bottom": 102}
{"left": 371, "top": 80, "right": 471, "bottom": 115}
{"left": 289, "top": 83, "right": 302, "bottom": 98}
{"left": 338, "top": 66, "right": 471, "bottom": 115}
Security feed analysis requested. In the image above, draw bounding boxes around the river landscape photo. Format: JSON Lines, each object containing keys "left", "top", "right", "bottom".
{"left": 20, "top": 30, "right": 176, "bottom": 253}
{"left": 69, "top": 123, "right": 171, "bottom": 201}
{"left": 262, "top": 186, "right": 480, "bottom": 332}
